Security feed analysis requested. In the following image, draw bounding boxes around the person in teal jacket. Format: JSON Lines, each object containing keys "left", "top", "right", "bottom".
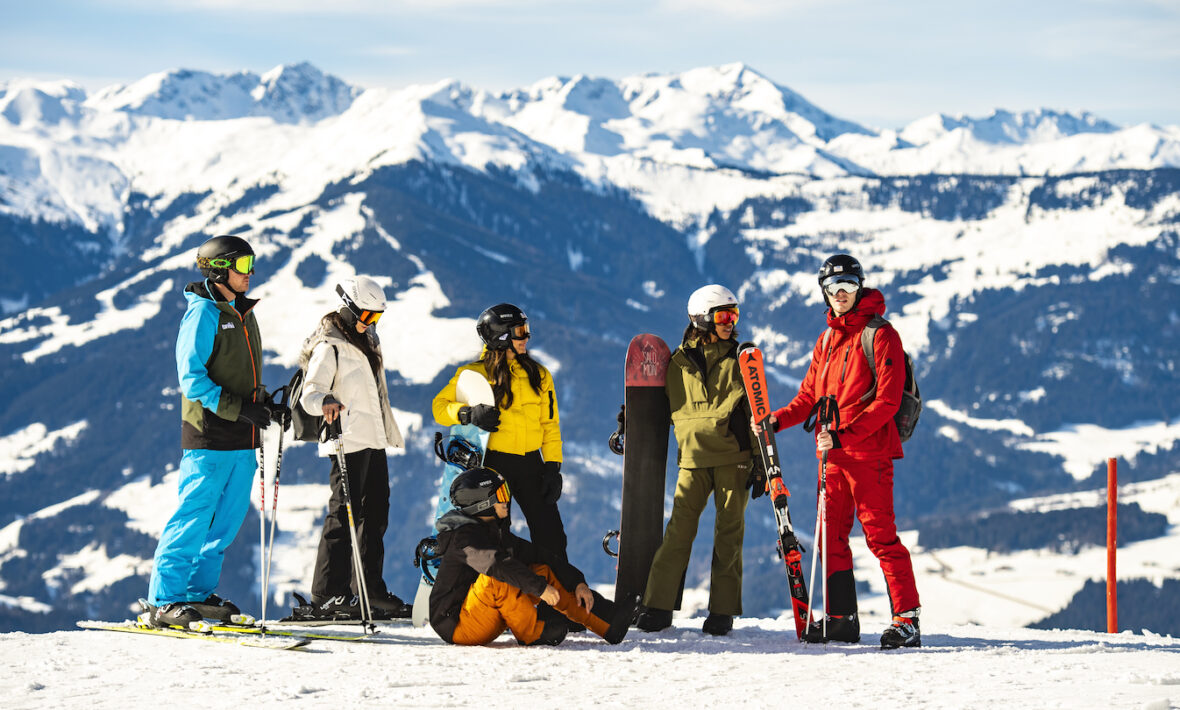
{"left": 145, "top": 235, "right": 287, "bottom": 628}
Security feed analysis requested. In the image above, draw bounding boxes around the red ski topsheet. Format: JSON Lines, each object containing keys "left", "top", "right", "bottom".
{"left": 625, "top": 334, "right": 671, "bottom": 388}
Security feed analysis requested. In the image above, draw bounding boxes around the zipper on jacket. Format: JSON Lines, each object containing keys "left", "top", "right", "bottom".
{"left": 231, "top": 303, "right": 259, "bottom": 449}
{"left": 839, "top": 344, "right": 852, "bottom": 383}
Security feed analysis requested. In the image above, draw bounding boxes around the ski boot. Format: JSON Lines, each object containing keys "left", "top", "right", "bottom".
{"left": 803, "top": 613, "right": 861, "bottom": 644}
{"left": 880, "top": 610, "right": 920, "bottom": 649}
{"left": 702, "top": 613, "right": 733, "bottom": 636}
{"left": 604, "top": 594, "right": 641, "bottom": 645}
{"left": 523, "top": 604, "right": 568, "bottom": 646}
{"left": 188, "top": 594, "right": 246, "bottom": 623}
{"left": 369, "top": 592, "right": 413, "bottom": 619}
{"left": 636, "top": 607, "right": 673, "bottom": 632}
{"left": 146, "top": 601, "right": 202, "bottom": 629}
{"left": 305, "top": 594, "right": 363, "bottom": 621}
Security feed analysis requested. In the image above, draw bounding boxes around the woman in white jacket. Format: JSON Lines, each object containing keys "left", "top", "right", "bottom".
{"left": 297, "top": 276, "right": 409, "bottom": 620}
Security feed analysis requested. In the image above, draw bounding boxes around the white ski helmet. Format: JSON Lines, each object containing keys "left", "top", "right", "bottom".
{"left": 337, "top": 276, "right": 386, "bottom": 324}
{"left": 687, "top": 284, "right": 739, "bottom": 329}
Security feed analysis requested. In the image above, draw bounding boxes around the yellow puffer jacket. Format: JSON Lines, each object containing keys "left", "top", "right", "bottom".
{"left": 432, "top": 359, "right": 562, "bottom": 463}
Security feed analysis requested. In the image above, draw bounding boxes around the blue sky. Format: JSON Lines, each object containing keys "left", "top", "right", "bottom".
{"left": 2, "top": 0, "right": 1178, "bottom": 129}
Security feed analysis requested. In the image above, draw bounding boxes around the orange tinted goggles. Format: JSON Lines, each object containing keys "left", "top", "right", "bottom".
{"left": 712, "top": 307, "right": 739, "bottom": 325}
{"left": 358, "top": 310, "right": 383, "bottom": 326}
{"left": 495, "top": 481, "right": 512, "bottom": 504}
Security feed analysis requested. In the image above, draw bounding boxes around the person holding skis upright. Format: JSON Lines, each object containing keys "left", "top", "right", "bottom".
{"left": 757, "top": 254, "right": 921, "bottom": 649}
{"left": 635, "top": 285, "right": 761, "bottom": 637}
{"left": 432, "top": 304, "right": 568, "bottom": 560}
{"left": 291, "top": 276, "right": 411, "bottom": 621}
{"left": 429, "top": 467, "right": 639, "bottom": 646}
{"left": 146, "top": 235, "right": 289, "bottom": 628}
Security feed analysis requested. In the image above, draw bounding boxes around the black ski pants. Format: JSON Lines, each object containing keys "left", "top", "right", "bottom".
{"left": 312, "top": 448, "right": 390, "bottom": 599}
{"left": 483, "top": 449, "right": 568, "bottom": 562}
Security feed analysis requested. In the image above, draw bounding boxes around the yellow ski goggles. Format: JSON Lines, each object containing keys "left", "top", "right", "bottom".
{"left": 199, "top": 253, "right": 255, "bottom": 275}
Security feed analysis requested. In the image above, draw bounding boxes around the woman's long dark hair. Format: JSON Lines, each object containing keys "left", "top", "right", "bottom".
{"left": 325, "top": 310, "right": 382, "bottom": 377}
{"left": 482, "top": 348, "right": 542, "bottom": 409}
{"left": 682, "top": 323, "right": 739, "bottom": 344}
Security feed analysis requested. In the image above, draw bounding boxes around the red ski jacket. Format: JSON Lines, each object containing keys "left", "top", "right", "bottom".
{"left": 771, "top": 288, "right": 904, "bottom": 462}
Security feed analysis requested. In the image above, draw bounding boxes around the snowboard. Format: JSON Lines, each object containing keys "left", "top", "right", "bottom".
{"left": 411, "top": 369, "right": 495, "bottom": 628}
{"left": 610, "top": 333, "right": 672, "bottom": 603}
{"left": 738, "top": 343, "right": 810, "bottom": 639}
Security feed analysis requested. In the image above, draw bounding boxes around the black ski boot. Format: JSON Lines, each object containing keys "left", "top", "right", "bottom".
{"left": 802, "top": 613, "right": 861, "bottom": 643}
{"left": 369, "top": 592, "right": 412, "bottom": 619}
{"left": 604, "top": 593, "right": 641, "bottom": 645}
{"left": 188, "top": 594, "right": 241, "bottom": 622}
{"left": 880, "top": 611, "right": 921, "bottom": 649}
{"left": 702, "top": 613, "right": 733, "bottom": 636}
{"left": 306, "top": 594, "right": 362, "bottom": 620}
{"left": 147, "top": 602, "right": 202, "bottom": 629}
{"left": 805, "top": 571, "right": 861, "bottom": 643}
{"left": 636, "top": 607, "right": 672, "bottom": 632}
{"left": 524, "top": 605, "right": 568, "bottom": 646}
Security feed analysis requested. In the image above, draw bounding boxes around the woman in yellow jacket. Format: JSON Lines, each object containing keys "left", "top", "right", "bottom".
{"left": 432, "top": 303, "right": 567, "bottom": 560}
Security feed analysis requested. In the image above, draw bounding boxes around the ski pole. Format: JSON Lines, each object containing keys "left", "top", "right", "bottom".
{"left": 254, "top": 386, "right": 269, "bottom": 628}
{"left": 329, "top": 418, "right": 374, "bottom": 632}
{"left": 261, "top": 385, "right": 290, "bottom": 630}
{"left": 804, "top": 395, "right": 838, "bottom": 639}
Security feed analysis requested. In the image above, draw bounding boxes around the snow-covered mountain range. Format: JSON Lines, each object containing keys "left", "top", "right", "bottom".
{"left": 0, "top": 62, "right": 1177, "bottom": 635}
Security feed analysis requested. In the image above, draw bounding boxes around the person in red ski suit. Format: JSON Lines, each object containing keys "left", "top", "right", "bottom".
{"left": 763, "top": 254, "right": 921, "bottom": 649}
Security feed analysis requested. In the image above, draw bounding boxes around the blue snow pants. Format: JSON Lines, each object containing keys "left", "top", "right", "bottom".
{"left": 148, "top": 448, "right": 256, "bottom": 606}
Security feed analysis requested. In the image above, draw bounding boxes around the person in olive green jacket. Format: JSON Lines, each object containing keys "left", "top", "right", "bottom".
{"left": 636, "top": 285, "right": 765, "bottom": 637}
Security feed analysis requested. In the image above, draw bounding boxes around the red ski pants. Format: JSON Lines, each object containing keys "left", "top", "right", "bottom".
{"left": 819, "top": 458, "right": 920, "bottom": 614}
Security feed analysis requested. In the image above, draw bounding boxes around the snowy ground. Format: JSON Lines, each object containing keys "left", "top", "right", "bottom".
{"left": 2, "top": 617, "right": 1178, "bottom": 709}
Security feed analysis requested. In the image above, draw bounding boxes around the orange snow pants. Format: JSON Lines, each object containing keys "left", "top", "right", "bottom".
{"left": 450, "top": 563, "right": 609, "bottom": 645}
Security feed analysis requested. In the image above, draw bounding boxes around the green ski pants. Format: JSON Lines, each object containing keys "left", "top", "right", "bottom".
{"left": 642, "top": 462, "right": 750, "bottom": 616}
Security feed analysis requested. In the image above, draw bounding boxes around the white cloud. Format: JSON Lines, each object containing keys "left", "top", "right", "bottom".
{"left": 656, "top": 0, "right": 829, "bottom": 17}
{"left": 359, "top": 45, "right": 418, "bottom": 58}
{"left": 95, "top": 0, "right": 584, "bottom": 12}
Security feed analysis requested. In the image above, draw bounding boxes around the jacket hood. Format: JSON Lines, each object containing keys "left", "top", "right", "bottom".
{"left": 435, "top": 509, "right": 484, "bottom": 533}
{"left": 828, "top": 287, "right": 886, "bottom": 332}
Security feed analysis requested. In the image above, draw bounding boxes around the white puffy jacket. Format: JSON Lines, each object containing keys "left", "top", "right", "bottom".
{"left": 299, "top": 319, "right": 404, "bottom": 456}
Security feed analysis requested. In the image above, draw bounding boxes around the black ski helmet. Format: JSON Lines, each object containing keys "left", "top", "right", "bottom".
{"left": 197, "top": 235, "right": 254, "bottom": 284}
{"left": 449, "top": 467, "right": 510, "bottom": 516}
{"left": 476, "top": 303, "right": 528, "bottom": 351}
{"left": 817, "top": 254, "right": 864, "bottom": 286}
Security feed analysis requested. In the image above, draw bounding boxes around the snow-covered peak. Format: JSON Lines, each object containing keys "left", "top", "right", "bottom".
{"left": 901, "top": 109, "right": 1121, "bottom": 146}
{"left": 470, "top": 63, "right": 872, "bottom": 176}
{"left": 0, "top": 80, "right": 87, "bottom": 126}
{"left": 84, "top": 63, "right": 358, "bottom": 123}
{"left": 252, "top": 62, "right": 360, "bottom": 123}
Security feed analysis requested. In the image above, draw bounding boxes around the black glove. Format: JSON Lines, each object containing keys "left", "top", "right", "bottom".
{"left": 460, "top": 404, "right": 500, "bottom": 432}
{"left": 542, "top": 461, "right": 563, "bottom": 505}
{"left": 746, "top": 463, "right": 767, "bottom": 500}
{"left": 616, "top": 404, "right": 625, "bottom": 427}
{"left": 268, "top": 402, "right": 292, "bottom": 431}
{"left": 238, "top": 401, "right": 272, "bottom": 429}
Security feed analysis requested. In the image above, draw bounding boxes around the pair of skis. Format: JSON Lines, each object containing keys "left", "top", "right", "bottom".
{"left": 737, "top": 344, "right": 811, "bottom": 641}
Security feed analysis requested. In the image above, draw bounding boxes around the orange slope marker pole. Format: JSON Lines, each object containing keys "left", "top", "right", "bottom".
{"left": 1107, "top": 457, "right": 1118, "bottom": 634}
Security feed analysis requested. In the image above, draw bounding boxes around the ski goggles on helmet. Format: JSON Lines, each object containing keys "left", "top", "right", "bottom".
{"left": 510, "top": 325, "right": 530, "bottom": 341}
{"left": 494, "top": 480, "right": 512, "bottom": 504}
{"left": 822, "top": 275, "right": 861, "bottom": 296}
{"left": 200, "top": 253, "right": 255, "bottom": 275}
{"left": 711, "top": 306, "right": 740, "bottom": 326}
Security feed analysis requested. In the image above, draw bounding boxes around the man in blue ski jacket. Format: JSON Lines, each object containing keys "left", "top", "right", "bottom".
{"left": 145, "top": 234, "right": 286, "bottom": 628}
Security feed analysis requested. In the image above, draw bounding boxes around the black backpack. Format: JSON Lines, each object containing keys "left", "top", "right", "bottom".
{"left": 288, "top": 342, "right": 338, "bottom": 443}
{"left": 823, "top": 315, "right": 922, "bottom": 443}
